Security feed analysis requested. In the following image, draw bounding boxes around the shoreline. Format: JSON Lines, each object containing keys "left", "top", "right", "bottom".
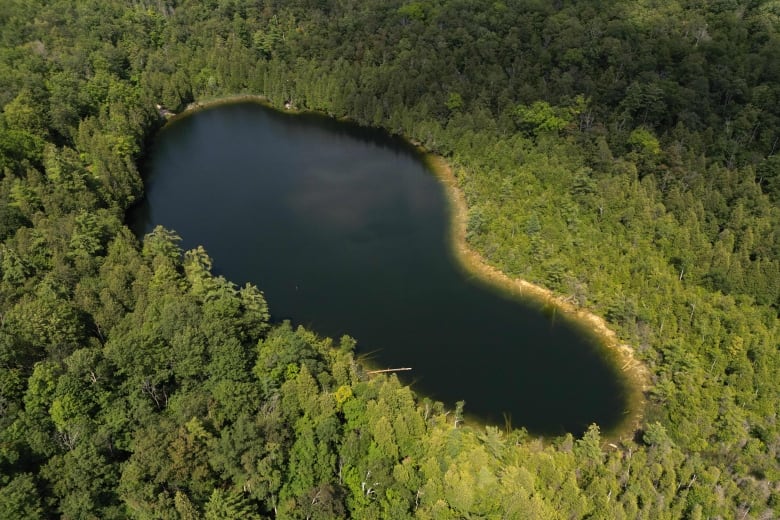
{"left": 167, "top": 94, "right": 650, "bottom": 440}
{"left": 422, "top": 153, "right": 649, "bottom": 440}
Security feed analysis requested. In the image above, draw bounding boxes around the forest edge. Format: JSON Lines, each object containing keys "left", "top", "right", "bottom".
{"left": 155, "top": 94, "right": 650, "bottom": 442}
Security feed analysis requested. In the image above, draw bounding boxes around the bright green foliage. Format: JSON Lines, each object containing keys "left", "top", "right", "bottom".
{"left": 204, "top": 489, "right": 262, "bottom": 520}
{"left": 445, "top": 92, "right": 463, "bottom": 113}
{"left": 3, "top": 90, "right": 48, "bottom": 138}
{"left": 628, "top": 127, "right": 661, "bottom": 156}
{"left": 398, "top": 2, "right": 427, "bottom": 22}
{"left": 0, "top": 0, "right": 778, "bottom": 518}
{"left": 516, "top": 101, "right": 573, "bottom": 133}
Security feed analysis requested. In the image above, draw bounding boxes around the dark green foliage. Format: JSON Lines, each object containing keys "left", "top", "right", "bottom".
{"left": 0, "top": 0, "right": 778, "bottom": 518}
{"left": 0, "top": 473, "right": 43, "bottom": 519}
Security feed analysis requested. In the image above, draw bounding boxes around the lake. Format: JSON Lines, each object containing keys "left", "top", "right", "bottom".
{"left": 129, "top": 101, "right": 630, "bottom": 436}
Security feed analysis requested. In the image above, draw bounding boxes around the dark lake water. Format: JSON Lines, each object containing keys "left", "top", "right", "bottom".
{"left": 129, "top": 101, "right": 630, "bottom": 436}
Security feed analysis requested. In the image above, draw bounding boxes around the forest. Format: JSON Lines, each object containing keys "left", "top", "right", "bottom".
{"left": 0, "top": 0, "right": 778, "bottom": 518}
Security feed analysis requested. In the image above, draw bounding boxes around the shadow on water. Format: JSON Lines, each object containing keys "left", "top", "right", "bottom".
{"left": 128, "top": 100, "right": 633, "bottom": 437}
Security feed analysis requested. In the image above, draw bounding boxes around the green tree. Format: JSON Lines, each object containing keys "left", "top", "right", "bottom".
{"left": 204, "top": 489, "right": 262, "bottom": 520}
{"left": 0, "top": 473, "right": 44, "bottom": 519}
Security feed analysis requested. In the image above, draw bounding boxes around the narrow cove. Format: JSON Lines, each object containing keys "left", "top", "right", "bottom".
{"left": 129, "top": 100, "right": 634, "bottom": 437}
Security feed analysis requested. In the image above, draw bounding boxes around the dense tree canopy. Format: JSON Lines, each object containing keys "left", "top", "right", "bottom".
{"left": 0, "top": 0, "right": 778, "bottom": 517}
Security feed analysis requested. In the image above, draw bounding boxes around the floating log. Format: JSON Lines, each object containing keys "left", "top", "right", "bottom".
{"left": 366, "top": 367, "right": 412, "bottom": 375}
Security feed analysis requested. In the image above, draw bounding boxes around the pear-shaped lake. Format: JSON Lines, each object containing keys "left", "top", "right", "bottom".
{"left": 130, "top": 101, "right": 630, "bottom": 436}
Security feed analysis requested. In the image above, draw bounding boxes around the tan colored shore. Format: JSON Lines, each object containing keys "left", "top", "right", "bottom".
{"left": 423, "top": 154, "right": 649, "bottom": 440}
{"left": 169, "top": 95, "right": 650, "bottom": 439}
{"left": 174, "top": 94, "right": 273, "bottom": 118}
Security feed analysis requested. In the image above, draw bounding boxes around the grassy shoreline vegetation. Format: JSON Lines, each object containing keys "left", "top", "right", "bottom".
{"left": 1, "top": 0, "right": 778, "bottom": 518}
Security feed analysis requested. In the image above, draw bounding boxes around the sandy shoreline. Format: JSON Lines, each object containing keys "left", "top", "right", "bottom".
{"left": 168, "top": 95, "right": 650, "bottom": 440}
{"left": 423, "top": 154, "right": 649, "bottom": 439}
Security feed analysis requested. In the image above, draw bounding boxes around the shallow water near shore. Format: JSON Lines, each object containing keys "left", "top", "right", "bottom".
{"left": 129, "top": 101, "right": 631, "bottom": 436}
